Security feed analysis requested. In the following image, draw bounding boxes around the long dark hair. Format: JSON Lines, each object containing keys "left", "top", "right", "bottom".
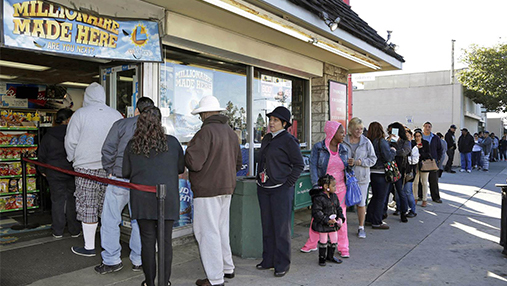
{"left": 387, "top": 122, "right": 408, "bottom": 140}
{"left": 130, "top": 106, "right": 168, "bottom": 157}
{"left": 367, "top": 122, "right": 385, "bottom": 141}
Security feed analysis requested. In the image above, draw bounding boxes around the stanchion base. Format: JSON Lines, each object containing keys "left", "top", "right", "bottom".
{"left": 11, "top": 223, "right": 40, "bottom": 230}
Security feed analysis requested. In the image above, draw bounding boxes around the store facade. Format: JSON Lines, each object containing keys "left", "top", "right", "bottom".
{"left": 1, "top": 0, "right": 403, "bottom": 238}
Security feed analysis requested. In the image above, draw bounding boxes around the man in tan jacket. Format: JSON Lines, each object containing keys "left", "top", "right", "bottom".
{"left": 185, "top": 96, "right": 242, "bottom": 286}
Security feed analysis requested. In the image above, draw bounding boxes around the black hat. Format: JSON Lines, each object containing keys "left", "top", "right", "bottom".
{"left": 461, "top": 128, "right": 468, "bottom": 132}
{"left": 267, "top": 106, "right": 292, "bottom": 128}
{"left": 450, "top": 124, "right": 457, "bottom": 129}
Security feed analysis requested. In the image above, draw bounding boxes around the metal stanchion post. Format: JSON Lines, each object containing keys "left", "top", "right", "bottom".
{"left": 12, "top": 154, "right": 39, "bottom": 230}
{"left": 157, "top": 184, "right": 167, "bottom": 286}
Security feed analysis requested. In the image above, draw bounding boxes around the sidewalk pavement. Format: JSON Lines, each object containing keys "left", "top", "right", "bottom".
{"left": 21, "top": 163, "right": 507, "bottom": 285}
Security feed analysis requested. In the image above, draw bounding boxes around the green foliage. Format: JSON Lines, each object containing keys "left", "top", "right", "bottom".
{"left": 458, "top": 44, "right": 507, "bottom": 112}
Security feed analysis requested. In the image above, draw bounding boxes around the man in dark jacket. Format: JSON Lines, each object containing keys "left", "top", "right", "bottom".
{"left": 458, "top": 128, "right": 474, "bottom": 173}
{"left": 185, "top": 96, "right": 242, "bottom": 286}
{"left": 422, "top": 122, "right": 443, "bottom": 203}
{"left": 444, "top": 125, "right": 457, "bottom": 173}
{"left": 95, "top": 97, "right": 154, "bottom": 274}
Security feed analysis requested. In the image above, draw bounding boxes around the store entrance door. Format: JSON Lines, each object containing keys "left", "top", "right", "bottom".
{"left": 100, "top": 65, "right": 139, "bottom": 117}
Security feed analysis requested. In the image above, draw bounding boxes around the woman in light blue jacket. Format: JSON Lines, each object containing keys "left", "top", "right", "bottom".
{"left": 341, "top": 117, "right": 377, "bottom": 239}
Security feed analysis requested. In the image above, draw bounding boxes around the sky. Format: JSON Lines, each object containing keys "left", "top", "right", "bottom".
{"left": 349, "top": 0, "right": 507, "bottom": 76}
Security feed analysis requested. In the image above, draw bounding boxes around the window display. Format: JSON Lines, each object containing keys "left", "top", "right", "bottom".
{"left": 160, "top": 61, "right": 247, "bottom": 144}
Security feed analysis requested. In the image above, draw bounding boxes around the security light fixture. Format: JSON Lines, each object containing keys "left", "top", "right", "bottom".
{"left": 319, "top": 11, "right": 340, "bottom": 32}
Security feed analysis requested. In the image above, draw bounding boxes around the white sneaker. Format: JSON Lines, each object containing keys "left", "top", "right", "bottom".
{"left": 460, "top": 169, "right": 465, "bottom": 172}
{"left": 300, "top": 247, "right": 317, "bottom": 253}
{"left": 358, "top": 229, "right": 366, "bottom": 239}
{"left": 467, "top": 170, "right": 472, "bottom": 173}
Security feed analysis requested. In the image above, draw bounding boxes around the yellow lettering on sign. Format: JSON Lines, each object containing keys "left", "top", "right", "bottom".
{"left": 45, "top": 20, "right": 60, "bottom": 40}
{"left": 111, "top": 21, "right": 119, "bottom": 35}
{"left": 99, "top": 30, "right": 109, "bottom": 47}
{"left": 103, "top": 19, "right": 112, "bottom": 32}
{"left": 87, "top": 15, "right": 97, "bottom": 26}
{"left": 12, "top": 19, "right": 31, "bottom": 35}
{"left": 75, "top": 24, "right": 89, "bottom": 44}
{"left": 35, "top": 0, "right": 47, "bottom": 17}
{"left": 60, "top": 23, "right": 72, "bottom": 42}
{"left": 88, "top": 27, "right": 100, "bottom": 46}
{"left": 29, "top": 0, "right": 37, "bottom": 17}
{"left": 108, "top": 34, "right": 117, "bottom": 48}
{"left": 13, "top": 2, "right": 29, "bottom": 17}
{"left": 64, "top": 8, "right": 77, "bottom": 20}
{"left": 48, "top": 4, "right": 59, "bottom": 18}
{"left": 31, "top": 19, "right": 45, "bottom": 38}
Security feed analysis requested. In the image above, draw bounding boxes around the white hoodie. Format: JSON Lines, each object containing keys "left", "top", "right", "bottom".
{"left": 65, "top": 83, "right": 122, "bottom": 169}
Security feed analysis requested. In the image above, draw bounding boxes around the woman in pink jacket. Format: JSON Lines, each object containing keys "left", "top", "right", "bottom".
{"left": 301, "top": 121, "right": 350, "bottom": 258}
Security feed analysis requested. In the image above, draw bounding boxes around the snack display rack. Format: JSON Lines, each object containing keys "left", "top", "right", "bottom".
{"left": 0, "top": 111, "right": 41, "bottom": 215}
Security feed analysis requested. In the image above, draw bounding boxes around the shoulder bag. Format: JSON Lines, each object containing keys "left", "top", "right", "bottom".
{"left": 420, "top": 158, "right": 439, "bottom": 172}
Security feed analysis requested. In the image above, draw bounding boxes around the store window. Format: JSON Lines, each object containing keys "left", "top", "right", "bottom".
{"left": 160, "top": 48, "right": 247, "bottom": 144}
{"left": 253, "top": 69, "right": 306, "bottom": 144}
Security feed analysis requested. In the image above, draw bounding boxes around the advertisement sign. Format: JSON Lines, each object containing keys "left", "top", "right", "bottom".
{"left": 329, "top": 80, "right": 347, "bottom": 128}
{"left": 2, "top": 0, "right": 162, "bottom": 62}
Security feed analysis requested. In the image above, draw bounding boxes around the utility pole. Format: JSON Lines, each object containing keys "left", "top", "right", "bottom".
{"left": 451, "top": 39, "right": 455, "bottom": 84}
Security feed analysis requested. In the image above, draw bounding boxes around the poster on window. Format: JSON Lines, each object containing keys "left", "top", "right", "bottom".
{"left": 329, "top": 80, "right": 347, "bottom": 128}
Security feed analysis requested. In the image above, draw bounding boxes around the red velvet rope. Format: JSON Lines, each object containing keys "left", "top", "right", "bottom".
{"left": 23, "top": 158, "right": 156, "bottom": 193}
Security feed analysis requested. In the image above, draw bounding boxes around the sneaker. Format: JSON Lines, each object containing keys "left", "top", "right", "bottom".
{"left": 94, "top": 262, "right": 123, "bottom": 274}
{"left": 340, "top": 252, "right": 350, "bottom": 258}
{"left": 460, "top": 169, "right": 465, "bottom": 172}
{"left": 70, "top": 232, "right": 82, "bottom": 238}
{"left": 372, "top": 223, "right": 390, "bottom": 230}
{"left": 300, "top": 246, "right": 317, "bottom": 253}
{"left": 392, "top": 211, "right": 399, "bottom": 216}
{"left": 358, "top": 228, "right": 366, "bottom": 239}
{"left": 132, "top": 264, "right": 142, "bottom": 272}
{"left": 467, "top": 170, "right": 472, "bottom": 173}
{"left": 406, "top": 212, "right": 417, "bottom": 218}
{"left": 71, "top": 246, "right": 96, "bottom": 257}
{"left": 53, "top": 234, "right": 63, "bottom": 239}
{"left": 449, "top": 170, "right": 456, "bottom": 173}
{"left": 483, "top": 169, "right": 489, "bottom": 172}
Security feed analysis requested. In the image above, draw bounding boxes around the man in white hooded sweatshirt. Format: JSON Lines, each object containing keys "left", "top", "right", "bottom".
{"left": 65, "top": 83, "right": 122, "bottom": 256}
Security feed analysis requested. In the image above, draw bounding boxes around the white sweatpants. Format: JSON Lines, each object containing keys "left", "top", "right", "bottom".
{"left": 193, "top": 195, "right": 234, "bottom": 285}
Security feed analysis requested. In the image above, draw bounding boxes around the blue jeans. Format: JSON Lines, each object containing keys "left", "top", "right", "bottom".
{"left": 472, "top": 151, "right": 482, "bottom": 167}
{"left": 390, "top": 176, "right": 408, "bottom": 214}
{"left": 100, "top": 177, "right": 142, "bottom": 266}
{"left": 403, "top": 182, "right": 416, "bottom": 213}
{"left": 460, "top": 152, "right": 472, "bottom": 171}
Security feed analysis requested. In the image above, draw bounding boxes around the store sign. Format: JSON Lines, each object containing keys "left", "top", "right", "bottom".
{"left": 329, "top": 80, "right": 347, "bottom": 128}
{"left": 1, "top": 95, "right": 28, "bottom": 108}
{"left": 2, "top": 0, "right": 162, "bottom": 62}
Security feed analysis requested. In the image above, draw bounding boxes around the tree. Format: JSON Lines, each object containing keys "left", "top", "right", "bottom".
{"left": 458, "top": 44, "right": 507, "bottom": 112}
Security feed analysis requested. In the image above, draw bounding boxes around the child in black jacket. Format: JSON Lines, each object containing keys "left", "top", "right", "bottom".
{"left": 310, "top": 174, "right": 346, "bottom": 266}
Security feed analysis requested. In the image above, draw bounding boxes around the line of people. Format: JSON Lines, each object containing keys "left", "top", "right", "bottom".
{"left": 39, "top": 84, "right": 243, "bottom": 286}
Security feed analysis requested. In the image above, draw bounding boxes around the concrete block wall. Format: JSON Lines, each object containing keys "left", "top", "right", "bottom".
{"left": 311, "top": 63, "right": 348, "bottom": 145}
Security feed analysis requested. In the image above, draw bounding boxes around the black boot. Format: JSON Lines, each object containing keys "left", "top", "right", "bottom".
{"left": 400, "top": 212, "right": 408, "bottom": 223}
{"left": 318, "top": 242, "right": 327, "bottom": 266}
{"left": 326, "top": 243, "right": 342, "bottom": 264}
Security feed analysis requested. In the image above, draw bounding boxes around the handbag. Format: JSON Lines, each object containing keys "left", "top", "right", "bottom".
{"left": 421, "top": 159, "right": 439, "bottom": 172}
{"left": 345, "top": 170, "right": 362, "bottom": 206}
{"left": 377, "top": 140, "right": 402, "bottom": 183}
{"left": 404, "top": 165, "right": 415, "bottom": 182}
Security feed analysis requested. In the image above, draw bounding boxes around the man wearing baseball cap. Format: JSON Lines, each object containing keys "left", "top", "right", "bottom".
{"left": 185, "top": 95, "right": 242, "bottom": 286}
{"left": 444, "top": 124, "right": 457, "bottom": 173}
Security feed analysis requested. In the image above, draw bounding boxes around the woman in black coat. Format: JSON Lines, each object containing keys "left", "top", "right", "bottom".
{"left": 255, "top": 106, "right": 304, "bottom": 277}
{"left": 123, "top": 107, "right": 184, "bottom": 286}
{"left": 412, "top": 130, "right": 431, "bottom": 207}
{"left": 38, "top": 108, "right": 81, "bottom": 238}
